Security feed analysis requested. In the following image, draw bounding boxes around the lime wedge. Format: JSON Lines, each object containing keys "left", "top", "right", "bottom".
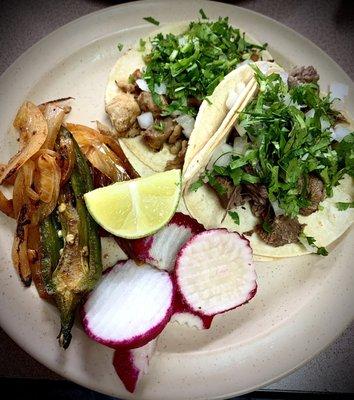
{"left": 84, "top": 169, "right": 181, "bottom": 239}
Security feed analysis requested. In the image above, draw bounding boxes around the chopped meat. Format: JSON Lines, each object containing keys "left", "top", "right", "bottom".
{"left": 165, "top": 140, "right": 187, "bottom": 170}
{"left": 170, "top": 140, "right": 182, "bottom": 155}
{"left": 137, "top": 92, "right": 166, "bottom": 115}
{"left": 125, "top": 122, "right": 141, "bottom": 138}
{"left": 106, "top": 92, "right": 141, "bottom": 135}
{"left": 288, "top": 66, "right": 319, "bottom": 87}
{"left": 115, "top": 80, "right": 137, "bottom": 94}
{"left": 162, "top": 117, "right": 176, "bottom": 136}
{"left": 143, "top": 127, "right": 171, "bottom": 151}
{"left": 208, "top": 176, "right": 244, "bottom": 209}
{"left": 187, "top": 97, "right": 202, "bottom": 109}
{"left": 250, "top": 53, "right": 259, "bottom": 62}
{"left": 131, "top": 69, "right": 142, "bottom": 81}
{"left": 243, "top": 183, "right": 269, "bottom": 219}
{"left": 300, "top": 175, "right": 325, "bottom": 216}
{"left": 256, "top": 216, "right": 304, "bottom": 247}
{"left": 168, "top": 124, "right": 183, "bottom": 144}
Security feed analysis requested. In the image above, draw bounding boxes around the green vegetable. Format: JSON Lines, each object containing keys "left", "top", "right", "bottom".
{"left": 301, "top": 234, "right": 328, "bottom": 256}
{"left": 117, "top": 43, "right": 124, "bottom": 51}
{"left": 199, "top": 8, "right": 208, "bottom": 19}
{"left": 142, "top": 17, "right": 267, "bottom": 116}
{"left": 228, "top": 211, "right": 240, "bottom": 225}
{"left": 49, "top": 129, "right": 102, "bottom": 349}
{"left": 39, "top": 214, "right": 63, "bottom": 295}
{"left": 336, "top": 201, "right": 354, "bottom": 211}
{"left": 143, "top": 16, "right": 160, "bottom": 26}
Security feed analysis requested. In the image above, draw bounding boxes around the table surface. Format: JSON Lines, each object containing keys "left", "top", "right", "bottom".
{"left": 0, "top": 0, "right": 353, "bottom": 395}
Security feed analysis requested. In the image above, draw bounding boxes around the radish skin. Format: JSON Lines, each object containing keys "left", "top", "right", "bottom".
{"left": 175, "top": 229, "right": 257, "bottom": 317}
{"left": 113, "top": 338, "right": 157, "bottom": 393}
{"left": 82, "top": 260, "right": 174, "bottom": 349}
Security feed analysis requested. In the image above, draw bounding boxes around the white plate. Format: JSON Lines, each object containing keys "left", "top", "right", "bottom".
{"left": 0, "top": 1, "right": 353, "bottom": 399}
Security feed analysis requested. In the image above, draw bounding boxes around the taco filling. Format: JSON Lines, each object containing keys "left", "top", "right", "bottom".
{"left": 188, "top": 64, "right": 354, "bottom": 254}
{"left": 105, "top": 17, "right": 271, "bottom": 171}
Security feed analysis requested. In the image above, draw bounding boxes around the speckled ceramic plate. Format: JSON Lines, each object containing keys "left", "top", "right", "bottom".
{"left": 0, "top": 1, "right": 353, "bottom": 399}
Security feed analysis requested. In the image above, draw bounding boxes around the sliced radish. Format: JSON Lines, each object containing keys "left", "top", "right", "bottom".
{"left": 171, "top": 291, "right": 213, "bottom": 329}
{"left": 130, "top": 213, "right": 204, "bottom": 272}
{"left": 113, "top": 338, "right": 157, "bottom": 393}
{"left": 82, "top": 260, "right": 174, "bottom": 348}
{"left": 175, "top": 229, "right": 257, "bottom": 317}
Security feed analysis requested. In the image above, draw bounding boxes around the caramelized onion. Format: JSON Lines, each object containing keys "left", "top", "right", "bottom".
{"left": 0, "top": 102, "right": 48, "bottom": 184}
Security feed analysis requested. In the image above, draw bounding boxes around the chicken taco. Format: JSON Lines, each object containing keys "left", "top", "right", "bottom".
{"left": 184, "top": 61, "right": 354, "bottom": 257}
{"left": 105, "top": 17, "right": 273, "bottom": 172}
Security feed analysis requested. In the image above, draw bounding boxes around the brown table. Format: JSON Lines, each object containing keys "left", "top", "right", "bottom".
{"left": 0, "top": 0, "right": 353, "bottom": 394}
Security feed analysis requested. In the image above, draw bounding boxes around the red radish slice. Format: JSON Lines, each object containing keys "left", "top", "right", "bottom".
{"left": 175, "top": 229, "right": 257, "bottom": 317}
{"left": 171, "top": 290, "right": 213, "bottom": 329}
{"left": 131, "top": 212, "right": 204, "bottom": 272}
{"left": 82, "top": 260, "right": 174, "bottom": 349}
{"left": 113, "top": 338, "right": 157, "bottom": 393}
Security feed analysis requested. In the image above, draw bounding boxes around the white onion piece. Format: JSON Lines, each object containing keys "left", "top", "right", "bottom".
{"left": 154, "top": 83, "right": 167, "bottom": 95}
{"left": 258, "top": 61, "right": 270, "bottom": 75}
{"left": 329, "top": 82, "right": 348, "bottom": 102}
{"left": 298, "top": 235, "right": 316, "bottom": 253}
{"left": 305, "top": 109, "right": 315, "bottom": 119}
{"left": 207, "top": 143, "right": 233, "bottom": 169}
{"left": 271, "top": 200, "right": 284, "bottom": 217}
{"left": 233, "top": 136, "right": 247, "bottom": 154}
{"left": 137, "top": 112, "right": 154, "bottom": 129}
{"left": 320, "top": 117, "right": 331, "bottom": 131}
{"left": 278, "top": 71, "right": 289, "bottom": 85}
{"left": 136, "top": 79, "right": 150, "bottom": 92}
{"left": 283, "top": 93, "right": 301, "bottom": 109}
{"left": 226, "top": 90, "right": 239, "bottom": 110}
{"left": 175, "top": 114, "right": 195, "bottom": 138}
{"left": 330, "top": 125, "right": 351, "bottom": 142}
{"left": 178, "top": 36, "right": 187, "bottom": 47}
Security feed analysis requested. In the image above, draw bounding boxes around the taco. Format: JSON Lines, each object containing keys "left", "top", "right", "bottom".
{"left": 105, "top": 18, "right": 273, "bottom": 172}
{"left": 183, "top": 61, "right": 354, "bottom": 257}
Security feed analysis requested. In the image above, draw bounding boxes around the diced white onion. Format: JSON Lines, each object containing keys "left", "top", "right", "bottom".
{"left": 330, "top": 125, "right": 351, "bottom": 142}
{"left": 271, "top": 200, "right": 284, "bottom": 217}
{"left": 278, "top": 71, "right": 289, "bottom": 85}
{"left": 305, "top": 109, "right": 315, "bottom": 119}
{"left": 175, "top": 114, "right": 195, "bottom": 138}
{"left": 154, "top": 82, "right": 167, "bottom": 95}
{"left": 235, "top": 119, "right": 247, "bottom": 137}
{"left": 320, "top": 117, "right": 331, "bottom": 131}
{"left": 233, "top": 136, "right": 247, "bottom": 154}
{"left": 136, "top": 78, "right": 150, "bottom": 92}
{"left": 207, "top": 143, "right": 233, "bottom": 169}
{"left": 137, "top": 112, "right": 154, "bottom": 129}
{"left": 283, "top": 93, "right": 301, "bottom": 109}
{"left": 258, "top": 61, "right": 270, "bottom": 75}
{"left": 329, "top": 82, "right": 348, "bottom": 102}
{"left": 298, "top": 235, "right": 317, "bottom": 253}
{"left": 178, "top": 36, "right": 187, "bottom": 47}
{"left": 226, "top": 89, "right": 239, "bottom": 110}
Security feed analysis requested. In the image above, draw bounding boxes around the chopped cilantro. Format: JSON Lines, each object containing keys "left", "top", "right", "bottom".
{"left": 143, "top": 16, "right": 160, "bottom": 26}
{"left": 336, "top": 201, "right": 354, "bottom": 211}
{"left": 317, "top": 247, "right": 329, "bottom": 256}
{"left": 117, "top": 43, "right": 124, "bottom": 51}
{"left": 153, "top": 121, "right": 165, "bottom": 132}
{"left": 142, "top": 17, "right": 267, "bottom": 116}
{"left": 139, "top": 38, "right": 146, "bottom": 52}
{"left": 190, "top": 178, "right": 204, "bottom": 192}
{"left": 199, "top": 8, "right": 208, "bottom": 19}
{"left": 262, "top": 220, "right": 272, "bottom": 233}
{"left": 228, "top": 211, "right": 240, "bottom": 225}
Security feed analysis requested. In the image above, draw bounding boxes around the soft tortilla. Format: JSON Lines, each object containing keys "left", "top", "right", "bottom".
{"left": 105, "top": 21, "right": 273, "bottom": 172}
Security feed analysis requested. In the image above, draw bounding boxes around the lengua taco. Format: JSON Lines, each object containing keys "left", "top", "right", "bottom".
{"left": 105, "top": 17, "right": 273, "bottom": 172}
{"left": 183, "top": 61, "right": 354, "bottom": 258}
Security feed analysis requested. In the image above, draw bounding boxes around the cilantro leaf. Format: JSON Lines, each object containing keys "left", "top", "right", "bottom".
{"left": 143, "top": 16, "right": 160, "bottom": 26}
{"left": 317, "top": 247, "right": 329, "bottom": 256}
{"left": 117, "top": 43, "right": 124, "bottom": 51}
{"left": 199, "top": 8, "right": 208, "bottom": 19}
{"left": 336, "top": 201, "right": 354, "bottom": 211}
{"left": 262, "top": 220, "right": 272, "bottom": 233}
{"left": 228, "top": 211, "right": 240, "bottom": 225}
{"left": 190, "top": 178, "right": 204, "bottom": 192}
